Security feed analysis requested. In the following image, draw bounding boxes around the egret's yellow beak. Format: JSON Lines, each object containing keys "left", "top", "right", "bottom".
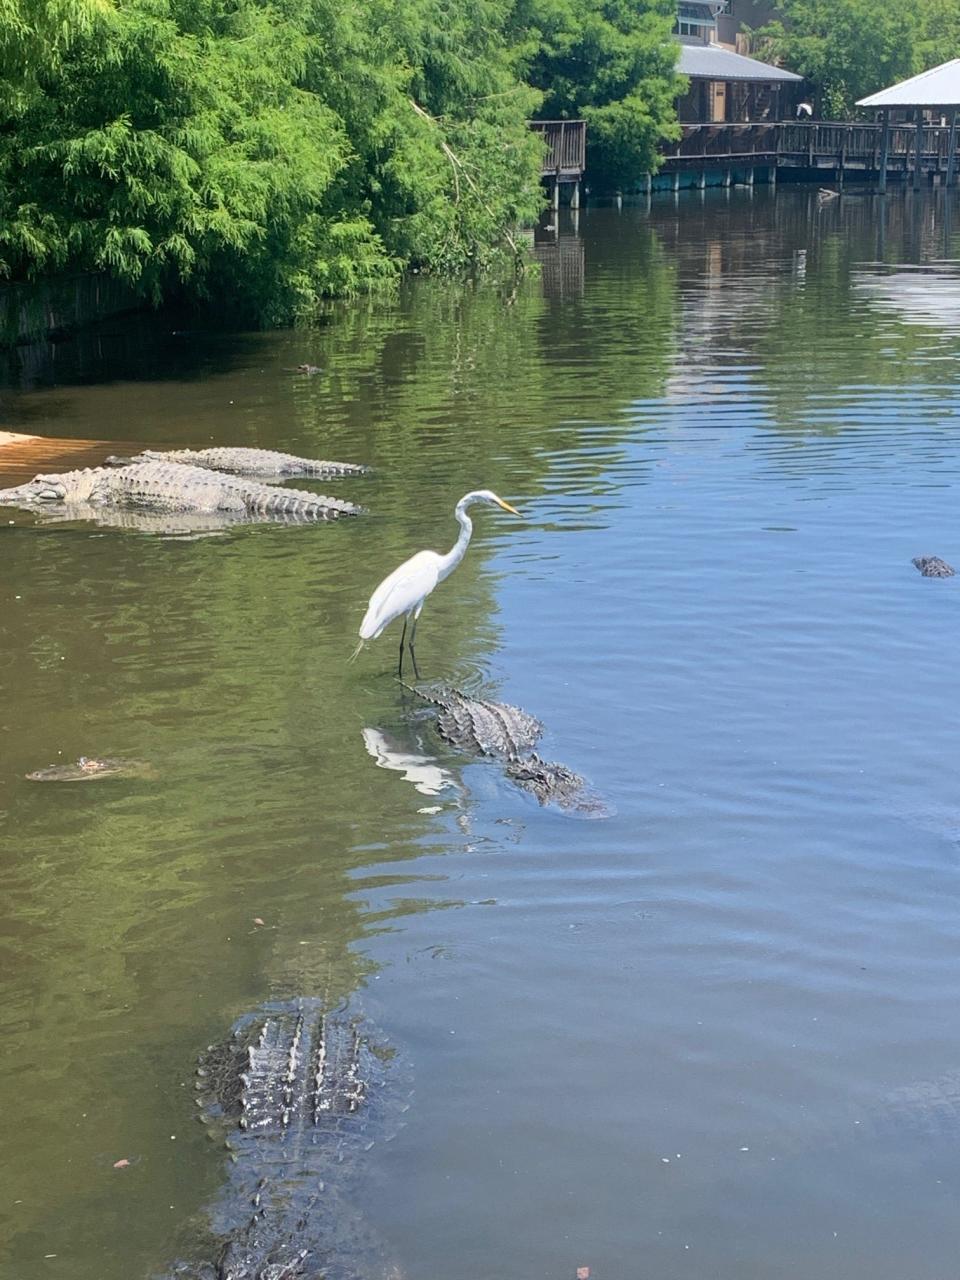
{"left": 496, "top": 498, "right": 522, "bottom": 517}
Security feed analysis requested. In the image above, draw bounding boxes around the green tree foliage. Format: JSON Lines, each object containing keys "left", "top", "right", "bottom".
{"left": 752, "top": 0, "right": 960, "bottom": 118}
{"left": 516, "top": 0, "right": 682, "bottom": 188}
{"left": 0, "top": 0, "right": 544, "bottom": 321}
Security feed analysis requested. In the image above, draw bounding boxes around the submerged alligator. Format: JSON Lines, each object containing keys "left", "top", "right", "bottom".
{"left": 407, "top": 684, "right": 606, "bottom": 815}
{"left": 163, "top": 997, "right": 405, "bottom": 1280}
{"left": 26, "top": 757, "right": 156, "bottom": 782}
{"left": 106, "top": 447, "right": 368, "bottom": 479}
{"left": 0, "top": 461, "right": 362, "bottom": 525}
{"left": 913, "top": 555, "right": 955, "bottom": 578}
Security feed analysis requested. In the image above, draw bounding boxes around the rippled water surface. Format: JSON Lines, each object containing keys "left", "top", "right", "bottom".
{"left": 4, "top": 187, "right": 960, "bottom": 1280}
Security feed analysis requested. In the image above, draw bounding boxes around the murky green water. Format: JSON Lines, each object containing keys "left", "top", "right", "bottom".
{"left": 3, "top": 186, "right": 960, "bottom": 1280}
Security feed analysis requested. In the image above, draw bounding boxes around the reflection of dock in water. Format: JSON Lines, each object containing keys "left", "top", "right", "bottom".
{"left": 533, "top": 229, "right": 585, "bottom": 300}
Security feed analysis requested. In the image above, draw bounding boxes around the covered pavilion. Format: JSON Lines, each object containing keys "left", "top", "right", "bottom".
{"left": 858, "top": 59, "right": 960, "bottom": 189}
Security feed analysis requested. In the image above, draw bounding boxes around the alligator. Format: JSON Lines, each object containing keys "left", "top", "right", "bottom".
{"left": 105, "top": 447, "right": 368, "bottom": 479}
{"left": 0, "top": 461, "right": 362, "bottom": 523}
{"left": 163, "top": 997, "right": 405, "bottom": 1280}
{"left": 913, "top": 555, "right": 955, "bottom": 577}
{"left": 25, "top": 756, "right": 157, "bottom": 782}
{"left": 406, "top": 684, "right": 606, "bottom": 816}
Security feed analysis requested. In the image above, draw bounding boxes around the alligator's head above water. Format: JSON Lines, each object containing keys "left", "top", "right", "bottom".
{"left": 0, "top": 473, "right": 70, "bottom": 505}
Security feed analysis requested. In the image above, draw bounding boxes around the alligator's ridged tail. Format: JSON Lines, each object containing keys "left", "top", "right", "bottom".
{"left": 129, "top": 447, "right": 370, "bottom": 479}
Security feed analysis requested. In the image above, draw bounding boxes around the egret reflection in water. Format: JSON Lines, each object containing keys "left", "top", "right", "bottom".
{"left": 361, "top": 727, "right": 459, "bottom": 799}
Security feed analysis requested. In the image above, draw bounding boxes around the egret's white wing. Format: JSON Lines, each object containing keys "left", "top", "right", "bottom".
{"left": 359, "top": 550, "right": 442, "bottom": 639}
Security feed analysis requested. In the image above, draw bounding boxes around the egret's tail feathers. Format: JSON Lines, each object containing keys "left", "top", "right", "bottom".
{"left": 349, "top": 638, "right": 364, "bottom": 664}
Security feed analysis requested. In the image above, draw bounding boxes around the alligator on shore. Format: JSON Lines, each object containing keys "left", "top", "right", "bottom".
{"left": 0, "top": 461, "right": 362, "bottom": 526}
{"left": 106, "top": 447, "right": 368, "bottom": 479}
{"left": 407, "top": 683, "right": 606, "bottom": 816}
{"left": 162, "top": 997, "right": 405, "bottom": 1280}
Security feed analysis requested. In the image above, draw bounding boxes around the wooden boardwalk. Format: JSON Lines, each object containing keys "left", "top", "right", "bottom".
{"left": 661, "top": 120, "right": 960, "bottom": 184}
{"left": 530, "top": 120, "right": 586, "bottom": 208}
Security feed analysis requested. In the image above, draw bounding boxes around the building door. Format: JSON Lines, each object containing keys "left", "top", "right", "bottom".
{"left": 711, "top": 81, "right": 727, "bottom": 122}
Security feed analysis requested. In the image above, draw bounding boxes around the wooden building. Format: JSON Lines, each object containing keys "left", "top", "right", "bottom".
{"left": 675, "top": 2, "right": 803, "bottom": 123}
{"left": 677, "top": 43, "right": 803, "bottom": 123}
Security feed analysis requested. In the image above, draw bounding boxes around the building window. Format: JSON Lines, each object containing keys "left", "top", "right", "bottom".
{"left": 677, "top": 18, "right": 712, "bottom": 35}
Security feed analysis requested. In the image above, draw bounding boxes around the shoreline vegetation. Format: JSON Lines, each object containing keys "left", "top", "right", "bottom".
{"left": 0, "top": 0, "right": 681, "bottom": 326}
{"left": 10, "top": 0, "right": 955, "bottom": 328}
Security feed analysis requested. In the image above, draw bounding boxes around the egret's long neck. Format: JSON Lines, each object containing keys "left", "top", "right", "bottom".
{"left": 437, "top": 503, "right": 473, "bottom": 582}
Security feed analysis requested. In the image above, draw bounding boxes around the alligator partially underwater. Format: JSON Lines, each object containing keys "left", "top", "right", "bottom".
{"left": 26, "top": 756, "right": 156, "bottom": 782}
{"left": 0, "top": 461, "right": 362, "bottom": 526}
{"left": 407, "top": 683, "right": 606, "bottom": 815}
{"left": 913, "top": 555, "right": 955, "bottom": 578}
{"left": 162, "top": 997, "right": 405, "bottom": 1280}
{"left": 107, "top": 447, "right": 369, "bottom": 479}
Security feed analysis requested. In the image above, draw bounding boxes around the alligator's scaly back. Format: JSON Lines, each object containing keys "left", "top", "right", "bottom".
{"left": 412, "top": 685, "right": 543, "bottom": 760}
{"left": 407, "top": 684, "right": 606, "bottom": 816}
{"left": 167, "top": 998, "right": 405, "bottom": 1280}
{"left": 0, "top": 462, "right": 362, "bottom": 523}
{"left": 116, "top": 447, "right": 369, "bottom": 479}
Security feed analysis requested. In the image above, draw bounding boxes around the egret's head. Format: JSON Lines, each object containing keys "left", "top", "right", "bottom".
{"left": 460, "top": 489, "right": 522, "bottom": 517}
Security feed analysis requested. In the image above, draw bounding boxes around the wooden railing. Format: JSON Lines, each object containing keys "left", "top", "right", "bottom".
{"left": 530, "top": 120, "right": 587, "bottom": 178}
{"left": 663, "top": 121, "right": 960, "bottom": 173}
{"left": 667, "top": 122, "right": 780, "bottom": 162}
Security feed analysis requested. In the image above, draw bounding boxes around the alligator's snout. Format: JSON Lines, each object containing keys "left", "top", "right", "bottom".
{"left": 0, "top": 475, "right": 67, "bottom": 504}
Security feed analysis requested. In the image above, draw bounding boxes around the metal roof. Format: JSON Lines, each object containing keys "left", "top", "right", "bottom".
{"left": 677, "top": 43, "right": 803, "bottom": 84}
{"left": 857, "top": 59, "right": 960, "bottom": 107}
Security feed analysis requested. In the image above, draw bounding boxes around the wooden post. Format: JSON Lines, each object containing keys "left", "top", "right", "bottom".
{"left": 551, "top": 176, "right": 560, "bottom": 212}
{"left": 696, "top": 169, "right": 706, "bottom": 190}
{"left": 671, "top": 170, "right": 680, "bottom": 193}
{"left": 947, "top": 107, "right": 959, "bottom": 188}
{"left": 570, "top": 180, "right": 580, "bottom": 210}
{"left": 878, "top": 109, "right": 890, "bottom": 193}
{"left": 643, "top": 173, "right": 652, "bottom": 197}
{"left": 914, "top": 109, "right": 924, "bottom": 190}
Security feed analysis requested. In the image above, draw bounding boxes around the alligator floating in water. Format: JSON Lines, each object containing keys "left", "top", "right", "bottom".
{"left": 0, "top": 461, "right": 362, "bottom": 525}
{"left": 162, "top": 997, "right": 405, "bottom": 1280}
{"left": 407, "top": 684, "right": 606, "bottom": 815}
{"left": 913, "top": 555, "right": 955, "bottom": 577}
{"left": 25, "top": 757, "right": 156, "bottom": 782}
{"left": 106, "top": 447, "right": 368, "bottom": 479}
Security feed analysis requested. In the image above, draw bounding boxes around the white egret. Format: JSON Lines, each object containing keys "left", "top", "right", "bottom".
{"left": 356, "top": 489, "right": 522, "bottom": 677}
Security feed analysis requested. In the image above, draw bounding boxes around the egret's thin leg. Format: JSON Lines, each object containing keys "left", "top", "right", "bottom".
{"left": 398, "top": 617, "right": 407, "bottom": 679}
{"left": 409, "top": 615, "right": 421, "bottom": 680}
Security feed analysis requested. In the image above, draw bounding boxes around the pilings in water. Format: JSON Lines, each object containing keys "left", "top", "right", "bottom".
{"left": 878, "top": 110, "right": 890, "bottom": 193}
{"left": 913, "top": 111, "right": 924, "bottom": 192}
